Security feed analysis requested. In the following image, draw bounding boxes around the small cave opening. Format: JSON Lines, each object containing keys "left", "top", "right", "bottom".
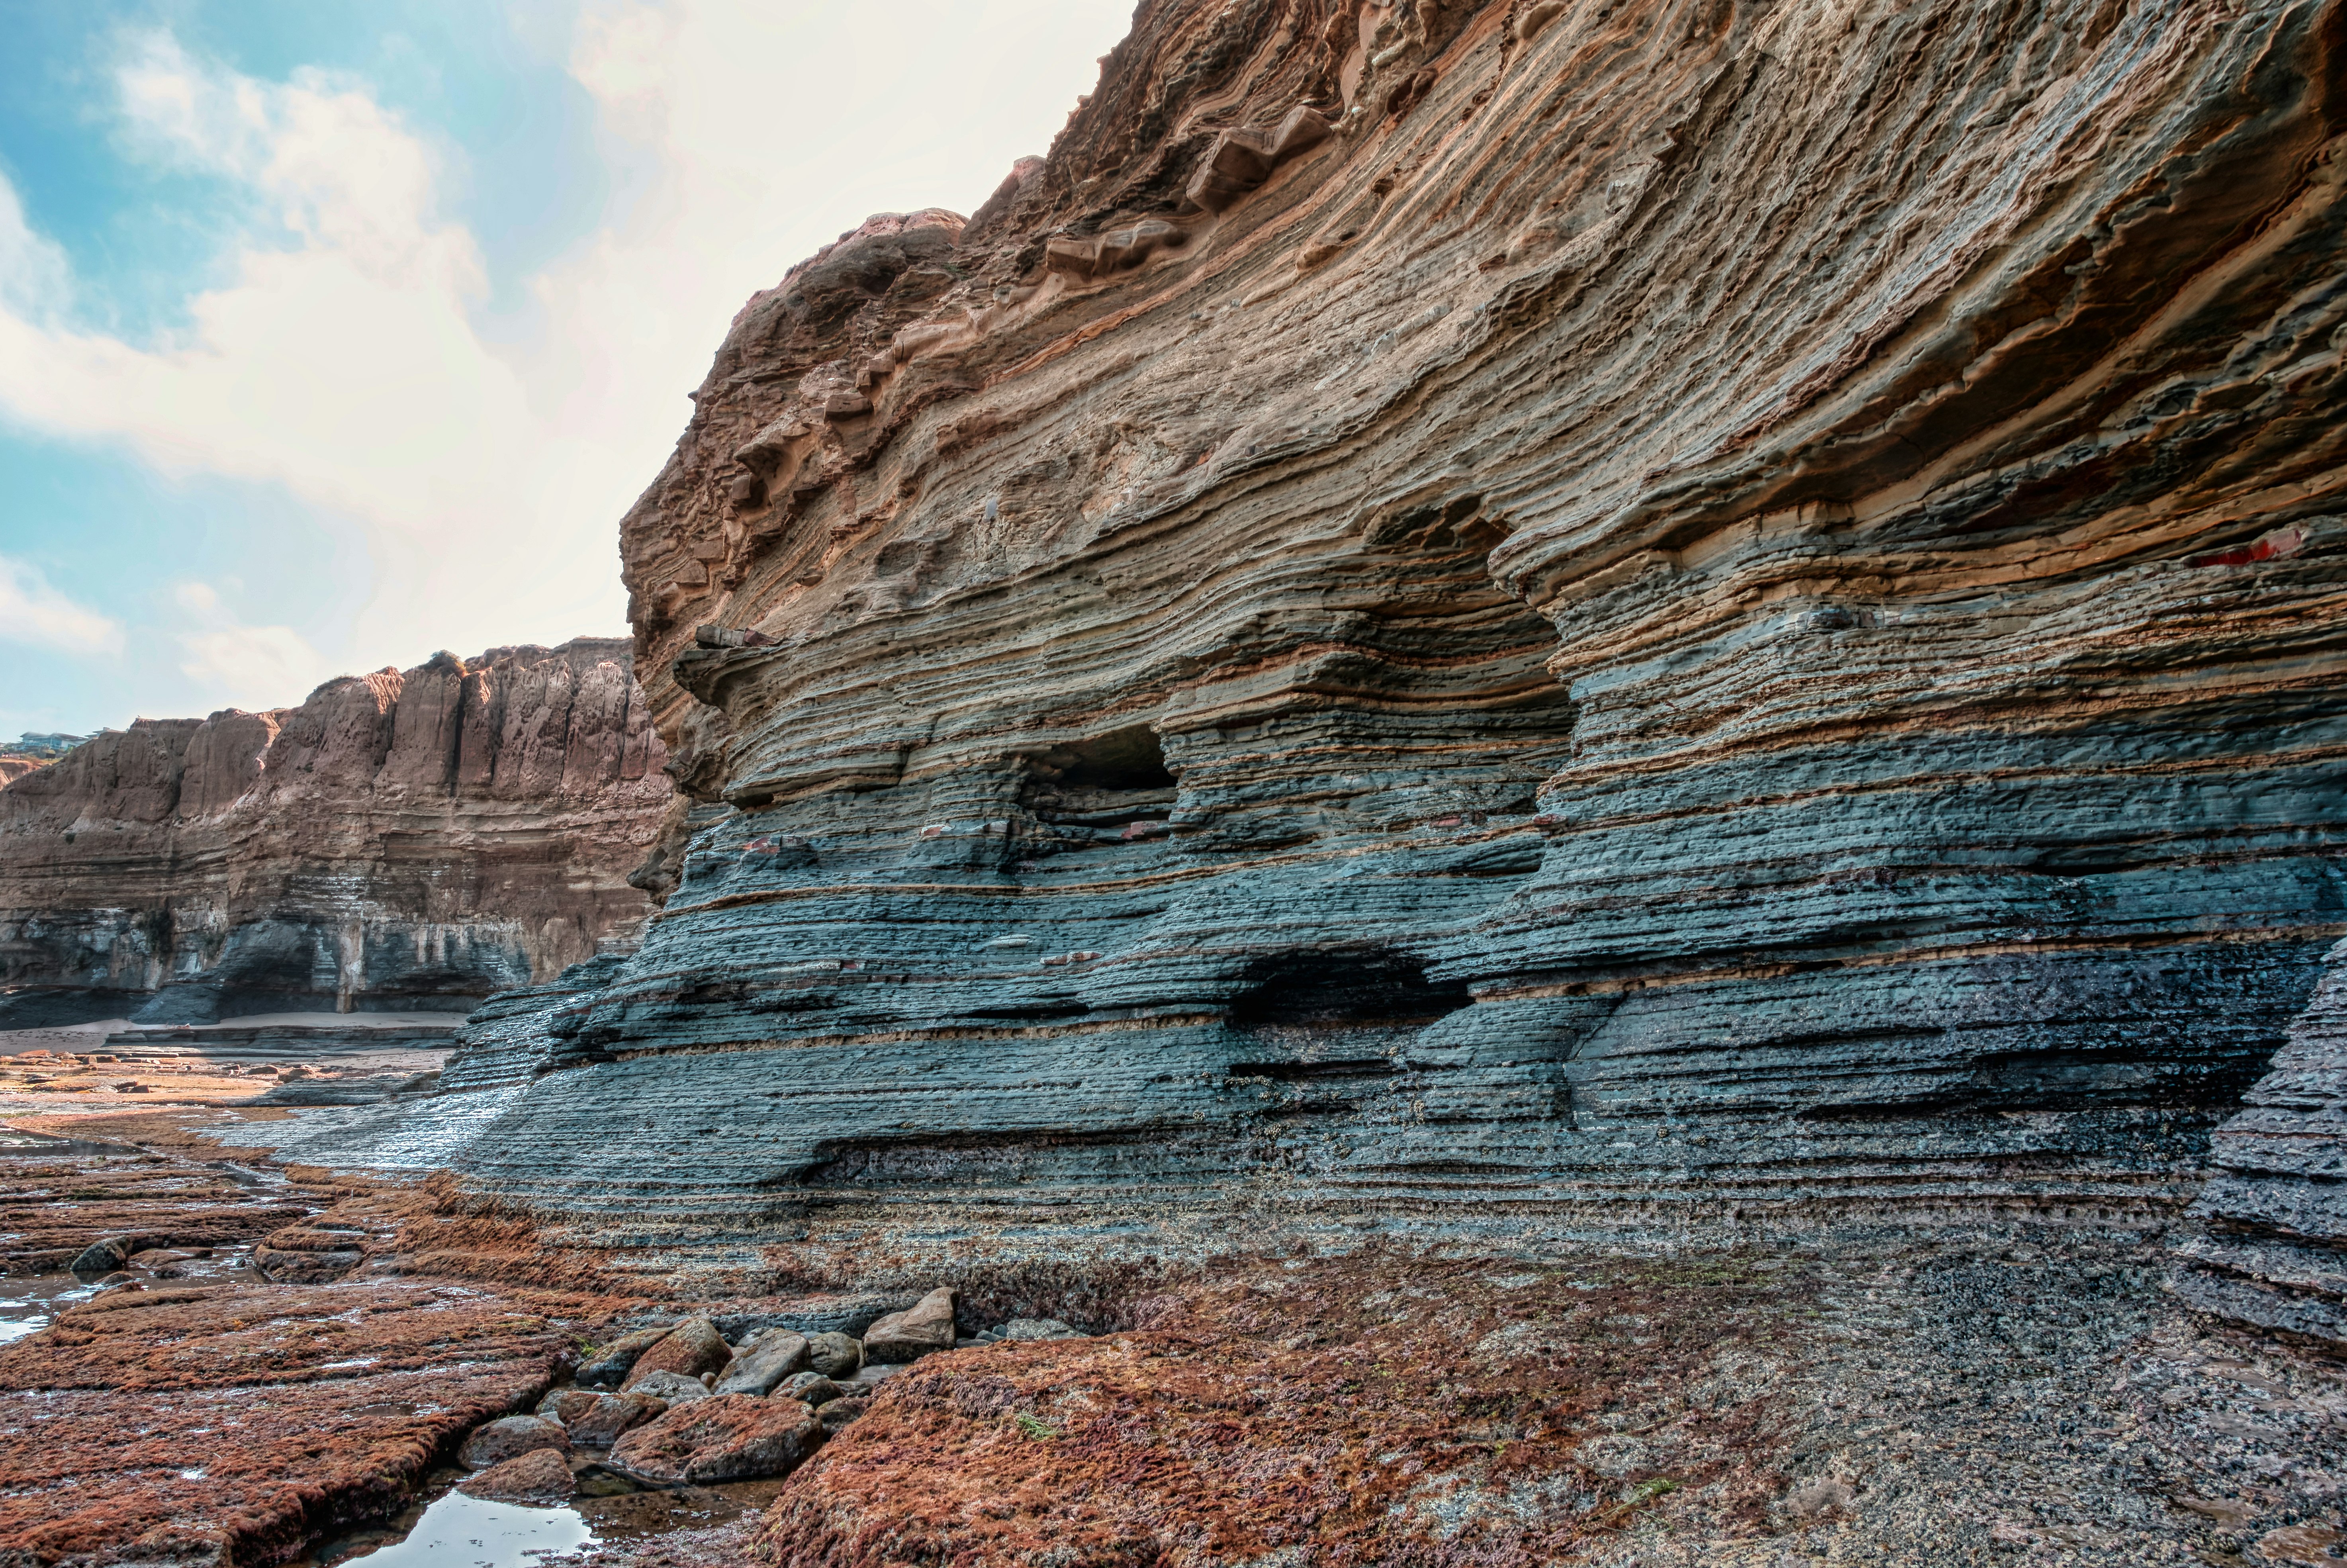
{"left": 1020, "top": 725, "right": 1178, "bottom": 832}
{"left": 1225, "top": 949, "right": 1471, "bottom": 1068}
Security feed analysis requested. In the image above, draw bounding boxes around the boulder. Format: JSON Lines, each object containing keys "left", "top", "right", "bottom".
{"left": 862, "top": 1288, "right": 956, "bottom": 1363}
{"left": 623, "top": 1370, "right": 713, "bottom": 1404}
{"left": 713, "top": 1328, "right": 808, "bottom": 1396}
{"left": 536, "top": 1388, "right": 604, "bottom": 1425}
{"left": 780, "top": 1372, "right": 847, "bottom": 1407}
{"left": 806, "top": 1331, "right": 863, "bottom": 1379}
{"left": 818, "top": 1396, "right": 868, "bottom": 1433}
{"left": 67, "top": 1239, "right": 129, "bottom": 1275}
{"left": 994, "top": 1317, "right": 1085, "bottom": 1341}
{"left": 577, "top": 1323, "right": 672, "bottom": 1388}
{"left": 623, "top": 1315, "right": 731, "bottom": 1388}
{"left": 609, "top": 1394, "right": 824, "bottom": 1484}
{"left": 459, "top": 1415, "right": 571, "bottom": 1470}
{"left": 568, "top": 1390, "right": 668, "bottom": 1447}
{"left": 458, "top": 1447, "right": 577, "bottom": 1505}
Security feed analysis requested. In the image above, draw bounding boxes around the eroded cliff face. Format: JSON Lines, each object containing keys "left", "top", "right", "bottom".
{"left": 0, "top": 640, "right": 669, "bottom": 1024}
{"left": 368, "top": 0, "right": 2344, "bottom": 1259}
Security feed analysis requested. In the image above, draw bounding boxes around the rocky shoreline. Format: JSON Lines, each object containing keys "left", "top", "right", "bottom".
{"left": 4, "top": 1106, "right": 2345, "bottom": 1566}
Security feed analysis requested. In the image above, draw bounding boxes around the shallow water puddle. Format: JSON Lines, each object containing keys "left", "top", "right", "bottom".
{"left": 303, "top": 1467, "right": 791, "bottom": 1567}
{"left": 0, "top": 1272, "right": 99, "bottom": 1345}
{"left": 309, "top": 1490, "right": 596, "bottom": 1567}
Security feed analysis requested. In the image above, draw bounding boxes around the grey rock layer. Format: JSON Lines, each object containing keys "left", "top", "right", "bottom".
{"left": 2178, "top": 939, "right": 2347, "bottom": 1340}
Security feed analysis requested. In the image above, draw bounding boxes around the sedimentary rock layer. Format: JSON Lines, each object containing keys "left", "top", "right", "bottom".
{"left": 0, "top": 640, "right": 668, "bottom": 1024}
{"left": 354, "top": 0, "right": 2345, "bottom": 1251}
{"left": 2177, "top": 939, "right": 2347, "bottom": 1338}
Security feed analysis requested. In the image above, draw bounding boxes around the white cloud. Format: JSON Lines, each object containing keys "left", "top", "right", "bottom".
{"left": 0, "top": 556, "right": 123, "bottom": 655}
{"left": 0, "top": 174, "right": 71, "bottom": 319}
{"left": 0, "top": 3, "right": 1131, "bottom": 699}
{"left": 171, "top": 579, "right": 333, "bottom": 709}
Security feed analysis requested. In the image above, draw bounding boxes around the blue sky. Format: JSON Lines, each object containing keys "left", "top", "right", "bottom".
{"left": 0, "top": 0, "right": 1132, "bottom": 737}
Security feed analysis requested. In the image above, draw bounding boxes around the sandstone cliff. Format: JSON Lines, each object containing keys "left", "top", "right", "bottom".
{"left": 316, "top": 0, "right": 2342, "bottom": 1270}
{"left": 0, "top": 640, "right": 669, "bottom": 1024}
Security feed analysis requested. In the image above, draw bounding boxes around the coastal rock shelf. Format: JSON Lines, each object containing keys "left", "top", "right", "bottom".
{"left": 0, "top": 640, "right": 670, "bottom": 1026}
{"left": 293, "top": 0, "right": 2344, "bottom": 1272}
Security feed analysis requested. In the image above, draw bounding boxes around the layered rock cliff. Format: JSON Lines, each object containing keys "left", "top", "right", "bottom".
{"left": 311, "top": 0, "right": 2343, "bottom": 1263}
{"left": 0, "top": 640, "right": 669, "bottom": 1024}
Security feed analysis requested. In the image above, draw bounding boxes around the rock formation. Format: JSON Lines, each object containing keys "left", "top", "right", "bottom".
{"left": 2176, "top": 940, "right": 2347, "bottom": 1339}
{"left": 282, "top": 0, "right": 2343, "bottom": 1282}
{"left": 0, "top": 640, "right": 668, "bottom": 1025}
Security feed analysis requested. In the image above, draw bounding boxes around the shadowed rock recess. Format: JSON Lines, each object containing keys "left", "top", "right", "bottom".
{"left": 288, "top": 0, "right": 2344, "bottom": 1286}
{"left": 0, "top": 640, "right": 668, "bottom": 1026}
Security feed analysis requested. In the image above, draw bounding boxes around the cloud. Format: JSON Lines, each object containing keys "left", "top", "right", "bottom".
{"left": 171, "top": 580, "right": 333, "bottom": 709}
{"left": 0, "top": 555, "right": 123, "bottom": 655}
{"left": 0, "top": 4, "right": 1131, "bottom": 705}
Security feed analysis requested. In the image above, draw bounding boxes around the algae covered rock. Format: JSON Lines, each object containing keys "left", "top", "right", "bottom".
{"left": 610, "top": 1394, "right": 823, "bottom": 1484}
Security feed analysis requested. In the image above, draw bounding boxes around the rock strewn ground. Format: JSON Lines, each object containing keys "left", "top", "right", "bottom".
{"left": 756, "top": 1245, "right": 2347, "bottom": 1568}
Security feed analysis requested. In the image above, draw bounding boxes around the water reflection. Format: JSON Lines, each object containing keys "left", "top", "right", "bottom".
{"left": 312, "top": 1491, "right": 594, "bottom": 1567}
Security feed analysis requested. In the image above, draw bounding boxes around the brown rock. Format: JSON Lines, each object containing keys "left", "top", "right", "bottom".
{"left": 816, "top": 1396, "right": 867, "bottom": 1433}
{"left": 863, "top": 1289, "right": 955, "bottom": 1364}
{"left": 609, "top": 1394, "right": 822, "bottom": 1484}
{"left": 536, "top": 1388, "right": 605, "bottom": 1425}
{"left": 458, "top": 1447, "right": 577, "bottom": 1505}
{"left": 0, "top": 640, "right": 668, "bottom": 1025}
{"left": 712, "top": 1329, "right": 808, "bottom": 1396}
{"left": 459, "top": 1415, "right": 571, "bottom": 1470}
{"left": 567, "top": 1390, "right": 667, "bottom": 1448}
{"left": 578, "top": 1324, "right": 672, "bottom": 1388}
{"left": 623, "top": 1316, "right": 731, "bottom": 1388}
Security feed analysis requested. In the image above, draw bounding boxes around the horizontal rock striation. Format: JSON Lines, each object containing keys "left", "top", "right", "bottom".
{"left": 317, "top": 0, "right": 2346, "bottom": 1264}
{"left": 2175, "top": 938, "right": 2347, "bottom": 1339}
{"left": 0, "top": 640, "right": 668, "bottom": 1025}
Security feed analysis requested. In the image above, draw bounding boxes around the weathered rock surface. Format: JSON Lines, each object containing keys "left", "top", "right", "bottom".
{"left": 621, "top": 1370, "right": 713, "bottom": 1404}
{"left": 608, "top": 1394, "right": 822, "bottom": 1484}
{"left": 251, "top": 0, "right": 2347, "bottom": 1277}
{"left": 863, "top": 1288, "right": 957, "bottom": 1363}
{"left": 579, "top": 1323, "right": 673, "bottom": 1388}
{"left": 711, "top": 1327, "right": 807, "bottom": 1395}
{"left": 458, "top": 1446, "right": 578, "bottom": 1504}
{"left": 2177, "top": 938, "right": 2347, "bottom": 1339}
{"left": 567, "top": 1390, "right": 669, "bottom": 1447}
{"left": 0, "top": 640, "right": 667, "bottom": 1026}
{"left": 623, "top": 1315, "right": 730, "bottom": 1387}
{"left": 804, "top": 1331, "right": 862, "bottom": 1380}
{"left": 459, "top": 1414, "right": 571, "bottom": 1469}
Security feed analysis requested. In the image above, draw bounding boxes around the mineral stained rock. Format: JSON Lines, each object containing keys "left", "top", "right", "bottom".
{"left": 297, "top": 0, "right": 2344, "bottom": 1288}
{"left": 0, "top": 640, "right": 668, "bottom": 1026}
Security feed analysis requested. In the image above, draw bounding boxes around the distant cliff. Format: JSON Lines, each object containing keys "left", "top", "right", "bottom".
{"left": 0, "top": 640, "right": 669, "bottom": 1025}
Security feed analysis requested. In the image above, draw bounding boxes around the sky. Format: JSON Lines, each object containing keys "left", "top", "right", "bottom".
{"left": 0, "top": 0, "right": 1133, "bottom": 738}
